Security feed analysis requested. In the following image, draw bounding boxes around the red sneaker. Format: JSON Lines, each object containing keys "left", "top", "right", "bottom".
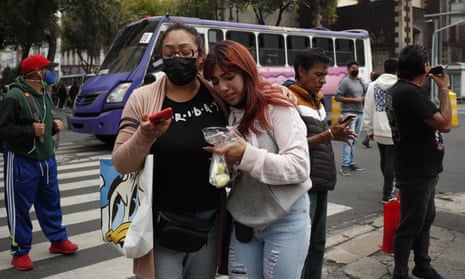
{"left": 49, "top": 239, "right": 78, "bottom": 254}
{"left": 11, "top": 254, "right": 34, "bottom": 271}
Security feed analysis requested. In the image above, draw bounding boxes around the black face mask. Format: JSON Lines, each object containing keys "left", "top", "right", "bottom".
{"left": 350, "top": 69, "right": 359, "bottom": 77}
{"left": 162, "top": 57, "right": 198, "bottom": 86}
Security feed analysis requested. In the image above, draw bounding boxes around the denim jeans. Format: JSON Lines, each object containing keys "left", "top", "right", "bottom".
{"left": 393, "top": 175, "right": 438, "bottom": 278}
{"left": 377, "top": 143, "right": 396, "bottom": 196}
{"left": 341, "top": 112, "right": 363, "bottom": 167}
{"left": 301, "top": 190, "right": 328, "bottom": 279}
{"left": 153, "top": 210, "right": 218, "bottom": 279}
{"left": 229, "top": 194, "right": 310, "bottom": 279}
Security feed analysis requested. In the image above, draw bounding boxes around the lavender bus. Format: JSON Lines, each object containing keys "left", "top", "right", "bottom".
{"left": 70, "top": 15, "right": 372, "bottom": 143}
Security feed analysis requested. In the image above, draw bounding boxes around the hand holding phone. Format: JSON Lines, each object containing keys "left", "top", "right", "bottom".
{"left": 428, "top": 64, "right": 448, "bottom": 76}
{"left": 149, "top": 107, "right": 173, "bottom": 125}
{"left": 341, "top": 114, "right": 356, "bottom": 124}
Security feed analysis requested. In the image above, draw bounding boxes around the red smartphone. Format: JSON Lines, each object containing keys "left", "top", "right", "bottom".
{"left": 149, "top": 107, "right": 173, "bottom": 125}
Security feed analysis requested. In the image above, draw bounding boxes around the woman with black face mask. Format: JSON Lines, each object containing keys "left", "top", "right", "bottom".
{"left": 112, "top": 22, "right": 229, "bottom": 279}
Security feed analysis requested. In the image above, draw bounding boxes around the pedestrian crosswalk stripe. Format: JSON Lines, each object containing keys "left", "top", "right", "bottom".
{"left": 0, "top": 142, "right": 356, "bottom": 277}
{"left": 0, "top": 208, "right": 99, "bottom": 237}
{"left": 327, "top": 203, "right": 352, "bottom": 216}
{"left": 58, "top": 169, "right": 99, "bottom": 180}
{"left": 0, "top": 192, "right": 98, "bottom": 219}
{"left": 42, "top": 256, "right": 134, "bottom": 279}
{"left": 0, "top": 230, "right": 114, "bottom": 272}
{"left": 57, "top": 160, "right": 100, "bottom": 171}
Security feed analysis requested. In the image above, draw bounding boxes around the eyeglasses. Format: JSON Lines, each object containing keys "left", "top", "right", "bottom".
{"left": 161, "top": 47, "right": 197, "bottom": 59}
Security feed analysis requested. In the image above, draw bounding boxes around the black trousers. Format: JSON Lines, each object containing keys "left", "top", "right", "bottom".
{"left": 393, "top": 175, "right": 438, "bottom": 278}
{"left": 377, "top": 143, "right": 395, "bottom": 197}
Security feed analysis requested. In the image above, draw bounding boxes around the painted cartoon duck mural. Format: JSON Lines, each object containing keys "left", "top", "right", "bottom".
{"left": 100, "top": 160, "right": 142, "bottom": 251}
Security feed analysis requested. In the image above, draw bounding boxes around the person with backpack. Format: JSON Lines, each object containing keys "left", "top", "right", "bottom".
{"left": 0, "top": 54, "right": 78, "bottom": 271}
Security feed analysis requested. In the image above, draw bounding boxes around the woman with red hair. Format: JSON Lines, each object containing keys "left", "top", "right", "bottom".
{"left": 203, "top": 40, "right": 311, "bottom": 279}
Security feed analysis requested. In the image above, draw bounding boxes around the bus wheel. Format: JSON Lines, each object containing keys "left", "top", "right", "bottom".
{"left": 96, "top": 135, "right": 116, "bottom": 145}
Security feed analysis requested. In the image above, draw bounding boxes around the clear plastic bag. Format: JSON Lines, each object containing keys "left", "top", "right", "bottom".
{"left": 202, "top": 126, "right": 238, "bottom": 188}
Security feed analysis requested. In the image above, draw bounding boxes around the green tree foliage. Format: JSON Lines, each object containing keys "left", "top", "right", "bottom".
{"left": 234, "top": 0, "right": 336, "bottom": 26}
{"left": 0, "top": 66, "right": 19, "bottom": 86}
{"left": 121, "top": 0, "right": 220, "bottom": 20}
{"left": 158, "top": 0, "right": 220, "bottom": 19}
{"left": 121, "top": 0, "right": 163, "bottom": 19}
{"left": 0, "top": 0, "right": 59, "bottom": 60}
{"left": 60, "top": 0, "right": 131, "bottom": 73}
{"left": 0, "top": 0, "right": 338, "bottom": 77}
{"left": 234, "top": 0, "right": 296, "bottom": 25}
{"left": 300, "top": 0, "right": 337, "bottom": 26}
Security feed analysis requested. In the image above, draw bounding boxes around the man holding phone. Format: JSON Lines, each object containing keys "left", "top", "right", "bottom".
{"left": 335, "top": 61, "right": 367, "bottom": 176}
{"left": 284, "top": 48, "right": 356, "bottom": 279}
{"left": 386, "top": 45, "right": 450, "bottom": 279}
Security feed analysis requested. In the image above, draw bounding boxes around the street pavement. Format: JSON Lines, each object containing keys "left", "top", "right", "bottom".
{"left": 0, "top": 106, "right": 463, "bottom": 278}
{"left": 216, "top": 194, "right": 465, "bottom": 279}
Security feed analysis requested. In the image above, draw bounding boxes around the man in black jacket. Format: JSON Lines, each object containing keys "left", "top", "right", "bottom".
{"left": 285, "top": 48, "right": 356, "bottom": 279}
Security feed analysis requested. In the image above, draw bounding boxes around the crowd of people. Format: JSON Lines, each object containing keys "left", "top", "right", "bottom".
{"left": 52, "top": 80, "right": 80, "bottom": 109}
{"left": 0, "top": 21, "right": 451, "bottom": 279}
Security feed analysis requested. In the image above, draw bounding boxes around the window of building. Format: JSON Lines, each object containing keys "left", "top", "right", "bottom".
{"left": 451, "top": 73, "right": 461, "bottom": 98}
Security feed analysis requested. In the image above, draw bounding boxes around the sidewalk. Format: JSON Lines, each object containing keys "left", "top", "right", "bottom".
{"left": 216, "top": 216, "right": 464, "bottom": 279}
{"left": 216, "top": 192, "right": 465, "bottom": 279}
{"left": 321, "top": 191, "right": 465, "bottom": 279}
{"left": 321, "top": 214, "right": 464, "bottom": 279}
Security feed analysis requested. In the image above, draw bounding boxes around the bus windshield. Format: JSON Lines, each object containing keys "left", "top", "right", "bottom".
{"left": 98, "top": 19, "right": 160, "bottom": 74}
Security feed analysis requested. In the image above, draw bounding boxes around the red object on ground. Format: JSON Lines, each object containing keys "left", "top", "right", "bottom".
{"left": 382, "top": 196, "right": 400, "bottom": 254}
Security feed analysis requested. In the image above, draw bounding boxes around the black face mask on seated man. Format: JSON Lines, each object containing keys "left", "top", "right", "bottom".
{"left": 162, "top": 57, "right": 198, "bottom": 86}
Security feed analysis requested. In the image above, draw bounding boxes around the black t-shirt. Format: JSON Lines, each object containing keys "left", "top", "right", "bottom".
{"left": 386, "top": 80, "right": 444, "bottom": 179}
{"left": 151, "top": 84, "right": 226, "bottom": 212}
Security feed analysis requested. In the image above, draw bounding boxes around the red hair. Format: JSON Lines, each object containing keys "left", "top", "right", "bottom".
{"left": 203, "top": 40, "right": 293, "bottom": 137}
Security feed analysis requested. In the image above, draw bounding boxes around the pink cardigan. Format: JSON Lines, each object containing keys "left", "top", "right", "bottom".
{"left": 112, "top": 75, "right": 228, "bottom": 279}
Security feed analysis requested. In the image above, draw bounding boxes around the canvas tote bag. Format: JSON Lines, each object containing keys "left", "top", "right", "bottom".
{"left": 99, "top": 155, "right": 154, "bottom": 258}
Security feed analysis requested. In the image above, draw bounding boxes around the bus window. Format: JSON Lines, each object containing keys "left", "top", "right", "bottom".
{"left": 258, "top": 33, "right": 285, "bottom": 66}
{"left": 287, "top": 35, "right": 310, "bottom": 65}
{"left": 226, "top": 31, "right": 257, "bottom": 61}
{"left": 335, "top": 38, "right": 355, "bottom": 66}
{"left": 208, "top": 29, "right": 224, "bottom": 50}
{"left": 356, "top": 39, "right": 366, "bottom": 66}
{"left": 312, "top": 37, "right": 334, "bottom": 66}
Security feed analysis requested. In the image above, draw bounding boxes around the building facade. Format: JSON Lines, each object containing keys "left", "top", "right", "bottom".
{"left": 331, "top": 0, "right": 465, "bottom": 97}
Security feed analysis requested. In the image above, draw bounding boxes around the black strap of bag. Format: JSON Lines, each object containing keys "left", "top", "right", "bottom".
{"left": 155, "top": 210, "right": 215, "bottom": 252}
{"left": 23, "top": 92, "right": 44, "bottom": 143}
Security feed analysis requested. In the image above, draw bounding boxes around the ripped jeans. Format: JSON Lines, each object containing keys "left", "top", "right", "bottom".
{"left": 228, "top": 194, "right": 310, "bottom": 279}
